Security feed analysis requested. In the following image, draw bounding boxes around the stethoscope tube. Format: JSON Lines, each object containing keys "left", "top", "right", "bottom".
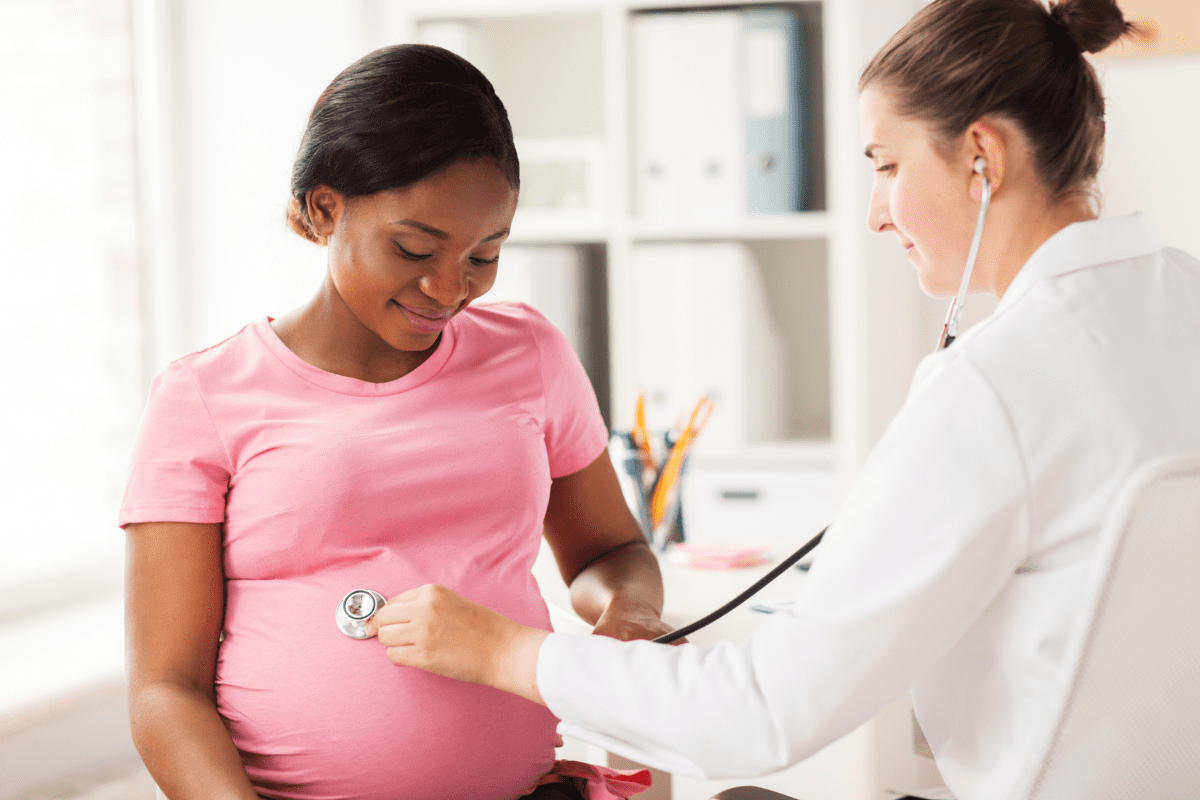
{"left": 652, "top": 527, "right": 827, "bottom": 644}
{"left": 939, "top": 160, "right": 992, "bottom": 349}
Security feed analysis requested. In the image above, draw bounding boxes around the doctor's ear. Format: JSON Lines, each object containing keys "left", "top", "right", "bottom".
{"left": 963, "top": 121, "right": 1007, "bottom": 201}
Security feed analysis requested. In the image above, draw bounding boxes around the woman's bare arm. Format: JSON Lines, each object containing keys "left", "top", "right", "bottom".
{"left": 541, "top": 451, "right": 673, "bottom": 642}
{"left": 125, "top": 521, "right": 260, "bottom": 800}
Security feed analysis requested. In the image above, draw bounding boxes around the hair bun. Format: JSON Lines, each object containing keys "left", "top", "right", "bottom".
{"left": 1050, "top": 0, "right": 1135, "bottom": 54}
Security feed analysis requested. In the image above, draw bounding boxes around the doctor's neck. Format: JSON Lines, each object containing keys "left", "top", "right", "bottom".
{"left": 976, "top": 135, "right": 1097, "bottom": 300}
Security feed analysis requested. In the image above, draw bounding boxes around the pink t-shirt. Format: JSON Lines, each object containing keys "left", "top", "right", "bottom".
{"left": 119, "top": 303, "right": 609, "bottom": 800}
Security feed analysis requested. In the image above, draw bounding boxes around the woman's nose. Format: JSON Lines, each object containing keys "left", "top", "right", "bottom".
{"left": 418, "top": 260, "right": 470, "bottom": 308}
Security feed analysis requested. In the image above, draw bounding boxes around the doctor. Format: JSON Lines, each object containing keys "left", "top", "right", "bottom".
{"left": 366, "top": 0, "right": 1200, "bottom": 798}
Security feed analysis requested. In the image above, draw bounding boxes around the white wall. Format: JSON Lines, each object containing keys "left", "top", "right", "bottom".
{"left": 164, "top": 0, "right": 378, "bottom": 360}
{"left": 1098, "top": 55, "right": 1200, "bottom": 257}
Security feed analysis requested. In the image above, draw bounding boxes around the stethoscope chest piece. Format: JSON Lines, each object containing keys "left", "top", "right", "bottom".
{"left": 335, "top": 589, "right": 386, "bottom": 639}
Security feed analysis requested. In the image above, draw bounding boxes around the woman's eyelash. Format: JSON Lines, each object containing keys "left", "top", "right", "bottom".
{"left": 471, "top": 255, "right": 500, "bottom": 265}
{"left": 394, "top": 243, "right": 433, "bottom": 260}
{"left": 875, "top": 164, "right": 896, "bottom": 173}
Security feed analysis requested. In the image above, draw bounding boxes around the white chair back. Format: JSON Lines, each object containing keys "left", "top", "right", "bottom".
{"left": 1013, "top": 452, "right": 1200, "bottom": 799}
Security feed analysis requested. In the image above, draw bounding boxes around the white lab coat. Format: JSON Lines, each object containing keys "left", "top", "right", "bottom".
{"left": 536, "top": 214, "right": 1200, "bottom": 800}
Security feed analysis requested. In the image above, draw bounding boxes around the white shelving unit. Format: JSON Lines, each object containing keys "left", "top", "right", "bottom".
{"left": 375, "top": 0, "right": 946, "bottom": 473}
{"left": 373, "top": 2, "right": 947, "bottom": 798}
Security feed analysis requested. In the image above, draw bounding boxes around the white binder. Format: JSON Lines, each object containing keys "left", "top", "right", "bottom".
{"left": 631, "top": 11, "right": 747, "bottom": 220}
{"left": 631, "top": 242, "right": 784, "bottom": 450}
{"left": 677, "top": 11, "right": 747, "bottom": 219}
{"left": 631, "top": 13, "right": 684, "bottom": 219}
{"left": 631, "top": 6, "right": 810, "bottom": 218}
{"left": 482, "top": 245, "right": 584, "bottom": 355}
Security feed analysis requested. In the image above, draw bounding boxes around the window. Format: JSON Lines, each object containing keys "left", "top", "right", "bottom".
{"left": 0, "top": 0, "right": 142, "bottom": 603}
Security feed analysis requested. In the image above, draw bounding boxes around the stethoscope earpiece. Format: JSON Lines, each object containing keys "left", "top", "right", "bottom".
{"left": 973, "top": 157, "right": 988, "bottom": 175}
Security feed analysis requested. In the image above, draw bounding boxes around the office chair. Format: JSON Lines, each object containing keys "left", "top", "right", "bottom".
{"left": 712, "top": 451, "right": 1200, "bottom": 800}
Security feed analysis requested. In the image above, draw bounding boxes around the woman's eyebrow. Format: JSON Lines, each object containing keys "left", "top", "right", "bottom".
{"left": 390, "top": 219, "right": 509, "bottom": 243}
{"left": 864, "top": 144, "right": 882, "bottom": 159}
{"left": 391, "top": 219, "right": 449, "bottom": 239}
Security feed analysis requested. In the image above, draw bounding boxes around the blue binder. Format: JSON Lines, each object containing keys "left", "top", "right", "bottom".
{"left": 743, "top": 6, "right": 810, "bottom": 214}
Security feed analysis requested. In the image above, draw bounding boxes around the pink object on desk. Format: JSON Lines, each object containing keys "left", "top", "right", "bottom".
{"left": 674, "top": 543, "right": 770, "bottom": 569}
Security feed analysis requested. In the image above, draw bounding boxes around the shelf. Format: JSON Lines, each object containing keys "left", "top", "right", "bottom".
{"left": 403, "top": 0, "right": 605, "bottom": 17}
{"left": 629, "top": 212, "right": 832, "bottom": 242}
{"left": 509, "top": 213, "right": 834, "bottom": 244}
{"left": 688, "top": 438, "right": 837, "bottom": 467}
{"left": 404, "top": 0, "right": 821, "bottom": 16}
{"left": 507, "top": 214, "right": 611, "bottom": 244}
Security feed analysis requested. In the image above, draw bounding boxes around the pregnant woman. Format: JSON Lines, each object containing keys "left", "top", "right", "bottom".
{"left": 120, "top": 44, "right": 671, "bottom": 800}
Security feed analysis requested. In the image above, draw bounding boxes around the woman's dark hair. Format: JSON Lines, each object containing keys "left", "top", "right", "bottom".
{"left": 859, "top": 0, "right": 1138, "bottom": 200}
{"left": 288, "top": 44, "right": 519, "bottom": 244}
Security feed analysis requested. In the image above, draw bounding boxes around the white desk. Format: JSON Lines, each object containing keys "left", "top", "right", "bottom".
{"left": 534, "top": 539, "right": 809, "bottom": 645}
{"left": 532, "top": 541, "right": 945, "bottom": 800}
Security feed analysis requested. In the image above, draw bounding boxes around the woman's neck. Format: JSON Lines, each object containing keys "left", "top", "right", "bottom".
{"left": 272, "top": 276, "right": 437, "bottom": 384}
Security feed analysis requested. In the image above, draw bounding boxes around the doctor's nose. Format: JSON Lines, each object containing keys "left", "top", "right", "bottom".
{"left": 866, "top": 185, "right": 892, "bottom": 234}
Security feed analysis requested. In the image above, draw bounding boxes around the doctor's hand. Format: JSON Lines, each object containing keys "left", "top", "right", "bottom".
{"left": 365, "top": 584, "right": 549, "bottom": 706}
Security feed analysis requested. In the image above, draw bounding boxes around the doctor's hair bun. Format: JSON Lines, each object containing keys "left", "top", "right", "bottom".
{"left": 1050, "top": 0, "right": 1137, "bottom": 55}
{"left": 286, "top": 44, "right": 519, "bottom": 246}
{"left": 860, "top": 0, "right": 1137, "bottom": 202}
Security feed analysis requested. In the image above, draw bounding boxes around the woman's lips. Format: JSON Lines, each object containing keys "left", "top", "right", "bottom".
{"left": 394, "top": 301, "right": 453, "bottom": 333}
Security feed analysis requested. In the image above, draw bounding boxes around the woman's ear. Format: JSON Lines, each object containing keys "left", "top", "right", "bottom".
{"left": 306, "top": 185, "right": 344, "bottom": 244}
{"left": 965, "top": 120, "right": 1006, "bottom": 201}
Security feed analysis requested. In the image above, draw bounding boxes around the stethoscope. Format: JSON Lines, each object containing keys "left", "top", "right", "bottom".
{"left": 337, "top": 158, "right": 992, "bottom": 646}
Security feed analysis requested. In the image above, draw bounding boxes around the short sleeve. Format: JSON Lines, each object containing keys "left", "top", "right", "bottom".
{"left": 527, "top": 308, "right": 610, "bottom": 479}
{"left": 118, "top": 360, "right": 232, "bottom": 527}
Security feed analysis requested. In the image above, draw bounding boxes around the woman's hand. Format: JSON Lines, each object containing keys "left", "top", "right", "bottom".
{"left": 542, "top": 453, "right": 675, "bottom": 642}
{"left": 591, "top": 594, "right": 678, "bottom": 643}
{"left": 366, "top": 585, "right": 549, "bottom": 705}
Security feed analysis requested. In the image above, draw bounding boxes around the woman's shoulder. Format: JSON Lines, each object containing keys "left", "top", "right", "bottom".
{"left": 154, "top": 319, "right": 270, "bottom": 393}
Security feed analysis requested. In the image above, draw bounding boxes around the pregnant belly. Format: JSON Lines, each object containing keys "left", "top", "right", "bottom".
{"left": 216, "top": 580, "right": 559, "bottom": 800}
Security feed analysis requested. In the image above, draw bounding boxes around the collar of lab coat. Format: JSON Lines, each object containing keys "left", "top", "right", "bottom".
{"left": 995, "top": 213, "right": 1164, "bottom": 315}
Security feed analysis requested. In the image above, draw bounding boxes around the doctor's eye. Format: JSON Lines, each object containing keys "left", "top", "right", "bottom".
{"left": 874, "top": 164, "right": 896, "bottom": 174}
{"left": 469, "top": 255, "right": 500, "bottom": 266}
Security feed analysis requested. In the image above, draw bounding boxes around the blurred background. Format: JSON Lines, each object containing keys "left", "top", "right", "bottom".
{"left": 1, "top": 0, "right": 1196, "bottom": 797}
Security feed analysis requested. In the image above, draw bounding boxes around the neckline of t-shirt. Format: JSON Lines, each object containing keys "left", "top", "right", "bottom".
{"left": 252, "top": 316, "right": 457, "bottom": 396}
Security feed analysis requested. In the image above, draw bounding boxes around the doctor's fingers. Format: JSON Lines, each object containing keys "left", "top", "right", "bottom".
{"left": 375, "top": 594, "right": 517, "bottom": 686}
{"left": 365, "top": 583, "right": 442, "bottom": 634}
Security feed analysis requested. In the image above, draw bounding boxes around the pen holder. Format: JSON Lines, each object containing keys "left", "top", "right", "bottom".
{"left": 608, "top": 430, "right": 688, "bottom": 547}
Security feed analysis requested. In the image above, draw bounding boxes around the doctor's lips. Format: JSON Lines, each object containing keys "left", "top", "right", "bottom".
{"left": 394, "top": 301, "right": 454, "bottom": 333}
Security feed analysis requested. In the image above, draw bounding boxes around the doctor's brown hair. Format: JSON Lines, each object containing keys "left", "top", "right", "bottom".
{"left": 859, "top": 0, "right": 1137, "bottom": 199}
{"left": 287, "top": 44, "right": 519, "bottom": 245}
